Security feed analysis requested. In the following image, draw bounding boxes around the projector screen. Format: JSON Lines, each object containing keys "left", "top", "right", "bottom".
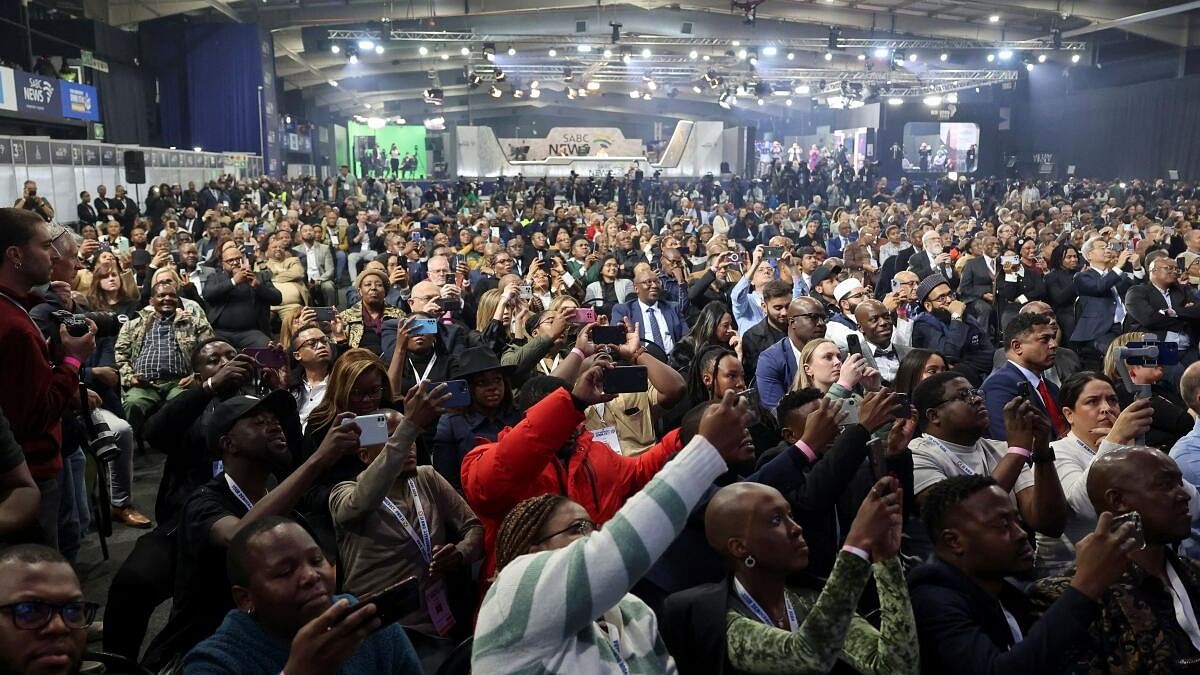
{"left": 900, "top": 122, "right": 979, "bottom": 173}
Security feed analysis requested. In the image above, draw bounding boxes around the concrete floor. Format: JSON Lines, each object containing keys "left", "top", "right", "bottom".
{"left": 78, "top": 452, "right": 171, "bottom": 659}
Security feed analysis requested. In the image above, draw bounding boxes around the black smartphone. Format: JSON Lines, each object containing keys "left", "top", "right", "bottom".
{"left": 846, "top": 333, "right": 862, "bottom": 356}
{"left": 313, "top": 306, "right": 336, "bottom": 322}
{"left": 242, "top": 347, "right": 287, "bottom": 369}
{"left": 591, "top": 325, "right": 626, "bottom": 345}
{"left": 356, "top": 577, "right": 421, "bottom": 627}
{"left": 891, "top": 393, "right": 910, "bottom": 417}
{"left": 763, "top": 246, "right": 784, "bottom": 259}
{"left": 1017, "top": 381, "right": 1032, "bottom": 400}
{"left": 603, "top": 366, "right": 648, "bottom": 394}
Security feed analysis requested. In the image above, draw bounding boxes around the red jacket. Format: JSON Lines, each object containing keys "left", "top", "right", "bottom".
{"left": 461, "top": 387, "right": 681, "bottom": 580}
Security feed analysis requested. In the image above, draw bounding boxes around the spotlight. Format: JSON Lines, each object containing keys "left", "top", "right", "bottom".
{"left": 604, "top": 48, "right": 613, "bottom": 58}
{"left": 998, "top": 49, "right": 1013, "bottom": 60}
{"left": 375, "top": 45, "right": 384, "bottom": 54}
{"left": 857, "top": 54, "right": 866, "bottom": 61}
{"left": 440, "top": 52, "right": 449, "bottom": 61}
{"left": 749, "top": 53, "right": 759, "bottom": 67}
{"left": 787, "top": 51, "right": 795, "bottom": 60}
{"left": 357, "top": 39, "right": 375, "bottom": 50}
{"left": 940, "top": 52, "right": 948, "bottom": 61}
{"left": 908, "top": 53, "right": 918, "bottom": 62}
{"left": 887, "top": 97, "right": 903, "bottom": 105}
{"left": 762, "top": 46, "right": 777, "bottom": 56}
{"left": 622, "top": 53, "right": 632, "bottom": 64}
{"left": 587, "top": 81, "right": 600, "bottom": 90}
{"left": 460, "top": 46, "right": 470, "bottom": 56}
{"left": 494, "top": 69, "right": 507, "bottom": 82}
{"left": 1037, "top": 53, "right": 1047, "bottom": 63}
{"left": 692, "top": 85, "right": 703, "bottom": 93}
{"left": 737, "top": 48, "right": 747, "bottom": 60}
{"left": 757, "top": 97, "right": 764, "bottom": 105}
{"left": 987, "top": 53, "right": 996, "bottom": 62}
{"left": 418, "top": 46, "right": 429, "bottom": 56}
{"left": 284, "top": 114, "right": 292, "bottom": 124}
{"left": 507, "top": 45, "right": 516, "bottom": 56}
{"left": 330, "top": 44, "right": 341, "bottom": 54}
{"left": 529, "top": 88, "right": 541, "bottom": 98}
{"left": 193, "top": 146, "right": 203, "bottom": 152}
{"left": 794, "top": 84, "right": 810, "bottom": 94}
{"left": 490, "top": 85, "right": 502, "bottom": 98}
{"left": 348, "top": 53, "right": 358, "bottom": 64}
{"left": 922, "top": 94, "right": 942, "bottom": 106}
{"left": 703, "top": 55, "right": 711, "bottom": 61}
{"left": 732, "top": 40, "right": 741, "bottom": 46}
{"left": 548, "top": 48, "right": 557, "bottom": 57}
{"left": 577, "top": 88, "right": 588, "bottom": 97}
{"left": 824, "top": 52, "right": 833, "bottom": 61}
{"left": 610, "top": 22, "right": 622, "bottom": 43}
{"left": 873, "top": 47, "right": 889, "bottom": 58}
{"left": 578, "top": 44, "right": 592, "bottom": 53}
{"left": 785, "top": 98, "right": 792, "bottom": 106}
{"left": 630, "top": 90, "right": 641, "bottom": 98}
{"left": 530, "top": 80, "right": 540, "bottom": 88}
{"left": 424, "top": 116, "right": 445, "bottom": 130}
{"left": 647, "top": 80, "right": 657, "bottom": 90}
{"left": 643, "top": 92, "right": 652, "bottom": 100}
{"left": 1071, "top": 53, "right": 1081, "bottom": 63}
{"left": 328, "top": 80, "right": 338, "bottom": 87}
{"left": 642, "top": 48, "right": 652, "bottom": 58}
{"left": 689, "top": 49, "right": 699, "bottom": 59}
{"left": 945, "top": 92, "right": 958, "bottom": 103}
{"left": 989, "top": 14, "right": 1000, "bottom": 22}
{"left": 367, "top": 116, "right": 384, "bottom": 129}
{"left": 1025, "top": 62, "right": 1035, "bottom": 72}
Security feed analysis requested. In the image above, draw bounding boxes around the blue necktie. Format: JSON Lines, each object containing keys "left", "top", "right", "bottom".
{"left": 646, "top": 307, "right": 665, "bottom": 348}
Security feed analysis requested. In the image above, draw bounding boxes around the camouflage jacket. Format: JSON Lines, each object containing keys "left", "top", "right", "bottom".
{"left": 338, "top": 301, "right": 405, "bottom": 350}
{"left": 114, "top": 300, "right": 214, "bottom": 387}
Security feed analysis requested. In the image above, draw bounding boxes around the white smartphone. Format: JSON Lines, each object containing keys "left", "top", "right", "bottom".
{"left": 345, "top": 413, "right": 389, "bottom": 446}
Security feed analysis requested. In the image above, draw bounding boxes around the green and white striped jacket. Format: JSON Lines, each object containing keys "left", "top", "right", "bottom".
{"left": 472, "top": 435, "right": 728, "bottom": 674}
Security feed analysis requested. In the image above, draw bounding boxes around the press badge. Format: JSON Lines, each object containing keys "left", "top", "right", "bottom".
{"left": 591, "top": 426, "right": 623, "bottom": 455}
{"left": 425, "top": 578, "right": 456, "bottom": 636}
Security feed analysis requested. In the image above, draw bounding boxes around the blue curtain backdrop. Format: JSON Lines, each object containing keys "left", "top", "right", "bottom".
{"left": 144, "top": 20, "right": 266, "bottom": 157}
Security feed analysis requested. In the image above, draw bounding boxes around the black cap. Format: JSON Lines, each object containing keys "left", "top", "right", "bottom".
{"left": 811, "top": 264, "right": 842, "bottom": 286}
{"left": 130, "top": 249, "right": 151, "bottom": 267}
{"left": 206, "top": 390, "right": 296, "bottom": 453}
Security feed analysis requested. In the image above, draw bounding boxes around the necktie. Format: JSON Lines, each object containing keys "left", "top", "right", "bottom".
{"left": 1036, "top": 379, "right": 1067, "bottom": 437}
{"left": 646, "top": 307, "right": 665, "bottom": 348}
{"left": 874, "top": 348, "right": 896, "bottom": 359}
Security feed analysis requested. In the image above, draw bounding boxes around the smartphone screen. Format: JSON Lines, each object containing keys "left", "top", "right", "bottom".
{"left": 242, "top": 347, "right": 287, "bottom": 369}
{"left": 602, "top": 366, "right": 648, "bottom": 394}
{"left": 313, "top": 306, "right": 336, "bottom": 322}
{"left": 591, "top": 325, "right": 626, "bottom": 345}
{"left": 425, "top": 379, "right": 471, "bottom": 408}
{"left": 357, "top": 577, "right": 421, "bottom": 627}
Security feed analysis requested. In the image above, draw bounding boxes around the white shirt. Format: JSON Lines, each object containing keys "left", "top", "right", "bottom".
{"left": 187, "top": 267, "right": 205, "bottom": 296}
{"left": 303, "top": 244, "right": 320, "bottom": 282}
{"left": 638, "top": 300, "right": 674, "bottom": 354}
{"left": 1090, "top": 264, "right": 1126, "bottom": 324}
{"left": 298, "top": 378, "right": 328, "bottom": 431}
{"left": 863, "top": 336, "right": 900, "bottom": 384}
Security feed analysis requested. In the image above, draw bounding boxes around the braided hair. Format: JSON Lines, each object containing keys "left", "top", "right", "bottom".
{"left": 494, "top": 493, "right": 569, "bottom": 574}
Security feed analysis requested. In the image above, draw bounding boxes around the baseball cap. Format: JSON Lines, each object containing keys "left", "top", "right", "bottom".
{"left": 811, "top": 264, "right": 842, "bottom": 286}
{"left": 206, "top": 390, "right": 297, "bottom": 453}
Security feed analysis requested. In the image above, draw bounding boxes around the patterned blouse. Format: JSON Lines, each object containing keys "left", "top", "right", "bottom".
{"left": 1030, "top": 553, "right": 1200, "bottom": 674}
{"left": 725, "top": 553, "right": 920, "bottom": 674}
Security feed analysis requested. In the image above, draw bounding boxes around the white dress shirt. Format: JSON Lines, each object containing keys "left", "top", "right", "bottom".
{"left": 638, "top": 300, "right": 675, "bottom": 354}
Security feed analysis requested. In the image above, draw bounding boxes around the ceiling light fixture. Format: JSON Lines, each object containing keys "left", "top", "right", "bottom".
{"left": 490, "top": 85, "right": 502, "bottom": 98}
{"left": 328, "top": 80, "right": 338, "bottom": 87}
{"left": 357, "top": 39, "right": 375, "bottom": 50}
{"left": 988, "top": 14, "right": 1000, "bottom": 22}
{"left": 578, "top": 44, "right": 592, "bottom": 53}
{"left": 507, "top": 45, "right": 516, "bottom": 56}
{"left": 940, "top": 52, "right": 948, "bottom": 61}
{"left": 887, "top": 97, "right": 903, "bottom": 105}
{"left": 548, "top": 48, "right": 557, "bottom": 57}
{"left": 348, "top": 53, "right": 358, "bottom": 64}
{"left": 998, "top": 49, "right": 1013, "bottom": 60}
{"left": 1037, "top": 53, "right": 1047, "bottom": 63}
{"left": 785, "top": 98, "right": 792, "bottom": 106}
{"left": 642, "top": 48, "right": 652, "bottom": 58}
{"left": 374, "top": 44, "right": 384, "bottom": 54}
{"left": 693, "top": 84, "right": 703, "bottom": 93}
{"left": 460, "top": 46, "right": 470, "bottom": 56}
{"left": 762, "top": 46, "right": 777, "bottom": 56}
{"left": 787, "top": 51, "right": 795, "bottom": 60}
{"left": 418, "top": 45, "right": 428, "bottom": 56}
{"left": 795, "top": 84, "right": 810, "bottom": 94}
{"left": 987, "top": 53, "right": 996, "bottom": 62}
{"left": 630, "top": 89, "right": 641, "bottom": 98}
{"left": 824, "top": 52, "right": 833, "bottom": 61}
{"left": 529, "top": 88, "right": 541, "bottom": 98}
{"left": 923, "top": 94, "right": 942, "bottom": 106}
{"left": 1071, "top": 53, "right": 1081, "bottom": 63}
{"left": 330, "top": 45, "right": 340, "bottom": 54}
{"left": 603, "top": 48, "right": 613, "bottom": 58}
{"left": 873, "top": 47, "right": 889, "bottom": 58}
{"left": 689, "top": 49, "right": 699, "bottom": 59}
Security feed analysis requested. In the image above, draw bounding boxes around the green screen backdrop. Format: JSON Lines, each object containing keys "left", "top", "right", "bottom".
{"left": 347, "top": 122, "right": 428, "bottom": 179}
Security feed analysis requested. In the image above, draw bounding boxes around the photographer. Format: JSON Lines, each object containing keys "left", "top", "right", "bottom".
{"left": 204, "top": 242, "right": 283, "bottom": 349}
{"left": 0, "top": 209, "right": 95, "bottom": 550}
{"left": 13, "top": 180, "right": 54, "bottom": 223}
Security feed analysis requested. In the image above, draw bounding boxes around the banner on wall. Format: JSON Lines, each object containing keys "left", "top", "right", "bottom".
{"left": 17, "top": 73, "right": 58, "bottom": 116}
{"left": 61, "top": 82, "right": 100, "bottom": 122}
{"left": 0, "top": 66, "right": 17, "bottom": 112}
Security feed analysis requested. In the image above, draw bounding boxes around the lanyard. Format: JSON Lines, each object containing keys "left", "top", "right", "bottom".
{"left": 409, "top": 354, "right": 437, "bottom": 386}
{"left": 733, "top": 578, "right": 798, "bottom": 632}
{"left": 596, "top": 617, "right": 631, "bottom": 675}
{"left": 381, "top": 479, "right": 433, "bottom": 563}
{"left": 1166, "top": 560, "right": 1200, "bottom": 653}
{"left": 925, "top": 435, "right": 982, "bottom": 476}
{"left": 538, "top": 353, "right": 562, "bottom": 375}
{"left": 1072, "top": 435, "right": 1097, "bottom": 457}
{"left": 224, "top": 474, "right": 256, "bottom": 510}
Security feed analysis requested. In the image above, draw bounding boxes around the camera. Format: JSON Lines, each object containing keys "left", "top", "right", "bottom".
{"left": 84, "top": 410, "right": 121, "bottom": 462}
{"left": 50, "top": 310, "right": 124, "bottom": 339}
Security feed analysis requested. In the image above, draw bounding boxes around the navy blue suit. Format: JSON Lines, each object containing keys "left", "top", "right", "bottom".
{"left": 912, "top": 312, "right": 993, "bottom": 385}
{"left": 755, "top": 337, "right": 798, "bottom": 410}
{"left": 981, "top": 361, "right": 1059, "bottom": 441}
{"left": 610, "top": 299, "right": 687, "bottom": 350}
{"left": 1070, "top": 267, "right": 1133, "bottom": 347}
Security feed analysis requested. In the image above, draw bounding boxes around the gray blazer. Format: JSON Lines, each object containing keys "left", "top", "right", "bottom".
{"left": 584, "top": 278, "right": 635, "bottom": 306}
{"left": 293, "top": 242, "right": 336, "bottom": 283}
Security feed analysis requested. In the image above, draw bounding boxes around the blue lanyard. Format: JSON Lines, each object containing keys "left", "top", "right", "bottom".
{"left": 926, "top": 435, "right": 980, "bottom": 476}
{"left": 733, "top": 578, "right": 798, "bottom": 632}
{"left": 381, "top": 479, "right": 432, "bottom": 563}
{"left": 596, "top": 618, "right": 631, "bottom": 674}
{"left": 224, "top": 474, "right": 255, "bottom": 510}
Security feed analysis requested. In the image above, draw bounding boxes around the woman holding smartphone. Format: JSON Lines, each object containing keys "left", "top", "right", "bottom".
{"left": 433, "top": 347, "right": 520, "bottom": 493}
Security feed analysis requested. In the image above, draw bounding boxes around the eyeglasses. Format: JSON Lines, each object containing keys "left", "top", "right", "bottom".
{"left": 0, "top": 601, "right": 99, "bottom": 630}
{"left": 637, "top": 278, "right": 662, "bottom": 287}
{"left": 298, "top": 337, "right": 331, "bottom": 351}
{"left": 935, "top": 388, "right": 982, "bottom": 406}
{"left": 927, "top": 291, "right": 955, "bottom": 304}
{"left": 349, "top": 385, "right": 385, "bottom": 401}
{"left": 534, "top": 518, "right": 596, "bottom": 544}
{"left": 788, "top": 312, "right": 826, "bottom": 323}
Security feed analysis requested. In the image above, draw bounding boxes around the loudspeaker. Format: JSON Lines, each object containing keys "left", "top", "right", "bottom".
{"left": 123, "top": 151, "right": 146, "bottom": 184}
{"left": 745, "top": 126, "right": 757, "bottom": 178}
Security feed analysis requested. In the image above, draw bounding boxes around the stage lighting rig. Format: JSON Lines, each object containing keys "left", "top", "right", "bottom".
{"left": 731, "top": 0, "right": 767, "bottom": 24}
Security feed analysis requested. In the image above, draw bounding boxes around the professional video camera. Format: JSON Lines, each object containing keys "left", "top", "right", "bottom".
{"left": 50, "top": 309, "right": 124, "bottom": 339}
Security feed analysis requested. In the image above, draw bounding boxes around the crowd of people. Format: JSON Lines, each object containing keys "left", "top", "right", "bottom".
{"left": 2, "top": 163, "right": 1200, "bottom": 674}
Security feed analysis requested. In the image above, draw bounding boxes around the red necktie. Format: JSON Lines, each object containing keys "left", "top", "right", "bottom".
{"left": 1036, "top": 379, "right": 1067, "bottom": 438}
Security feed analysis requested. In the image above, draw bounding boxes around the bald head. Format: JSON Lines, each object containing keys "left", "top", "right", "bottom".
{"left": 1182, "top": 362, "right": 1200, "bottom": 414}
{"left": 704, "top": 482, "right": 778, "bottom": 560}
{"left": 1086, "top": 447, "right": 1192, "bottom": 545}
{"left": 1020, "top": 301, "right": 1053, "bottom": 317}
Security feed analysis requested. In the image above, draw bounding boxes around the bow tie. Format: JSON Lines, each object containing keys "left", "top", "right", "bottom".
{"left": 874, "top": 348, "right": 896, "bottom": 359}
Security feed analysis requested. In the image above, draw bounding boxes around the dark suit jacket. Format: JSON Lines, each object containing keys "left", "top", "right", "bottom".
{"left": 201, "top": 270, "right": 282, "bottom": 334}
{"left": 981, "top": 361, "right": 1060, "bottom": 441}
{"left": 610, "top": 299, "right": 686, "bottom": 349}
{"left": 1070, "top": 267, "right": 1134, "bottom": 342}
{"left": 990, "top": 346, "right": 1081, "bottom": 388}
{"left": 908, "top": 557, "right": 1102, "bottom": 675}
{"left": 754, "top": 337, "right": 798, "bottom": 410}
{"left": 958, "top": 255, "right": 995, "bottom": 304}
{"left": 1123, "top": 282, "right": 1200, "bottom": 341}
{"left": 1044, "top": 268, "right": 1078, "bottom": 340}
{"left": 740, "top": 317, "right": 785, "bottom": 381}
{"left": 909, "top": 250, "right": 960, "bottom": 288}
{"left": 77, "top": 202, "right": 100, "bottom": 226}
{"left": 912, "top": 312, "right": 993, "bottom": 385}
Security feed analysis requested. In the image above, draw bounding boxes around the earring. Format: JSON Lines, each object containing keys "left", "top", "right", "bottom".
{"left": 246, "top": 606, "right": 255, "bottom": 615}
{"left": 743, "top": 555, "right": 756, "bottom": 568}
